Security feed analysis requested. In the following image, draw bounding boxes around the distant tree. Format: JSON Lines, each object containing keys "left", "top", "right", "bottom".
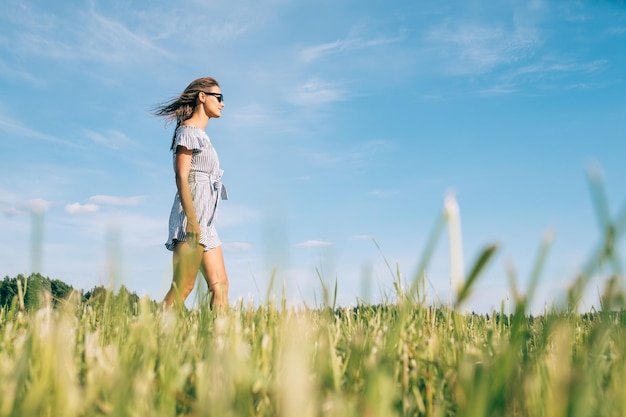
{"left": 24, "top": 273, "right": 51, "bottom": 310}
{"left": 83, "top": 285, "right": 108, "bottom": 305}
{"left": 50, "top": 279, "right": 74, "bottom": 305}
{"left": 0, "top": 274, "right": 148, "bottom": 310}
{"left": 0, "top": 275, "right": 19, "bottom": 309}
{"left": 0, "top": 273, "right": 76, "bottom": 310}
{"left": 116, "top": 285, "right": 140, "bottom": 311}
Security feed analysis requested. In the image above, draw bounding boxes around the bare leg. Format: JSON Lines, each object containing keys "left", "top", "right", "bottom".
{"left": 163, "top": 240, "right": 204, "bottom": 307}
{"left": 200, "top": 246, "right": 229, "bottom": 311}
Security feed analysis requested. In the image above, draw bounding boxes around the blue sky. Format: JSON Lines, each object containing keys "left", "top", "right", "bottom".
{"left": 1, "top": 0, "right": 625, "bottom": 312}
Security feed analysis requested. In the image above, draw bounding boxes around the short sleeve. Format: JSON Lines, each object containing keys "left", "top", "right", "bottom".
{"left": 173, "top": 127, "right": 205, "bottom": 151}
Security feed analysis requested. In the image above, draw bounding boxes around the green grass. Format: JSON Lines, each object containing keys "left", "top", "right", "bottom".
{"left": 2, "top": 284, "right": 626, "bottom": 417}
{"left": 1, "top": 172, "right": 625, "bottom": 416}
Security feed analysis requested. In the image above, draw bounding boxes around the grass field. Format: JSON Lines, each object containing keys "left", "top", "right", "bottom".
{"left": 2, "top": 275, "right": 626, "bottom": 417}
{"left": 1, "top": 180, "right": 625, "bottom": 416}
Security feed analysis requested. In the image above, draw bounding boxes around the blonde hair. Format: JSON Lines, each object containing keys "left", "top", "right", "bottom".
{"left": 152, "top": 77, "right": 220, "bottom": 150}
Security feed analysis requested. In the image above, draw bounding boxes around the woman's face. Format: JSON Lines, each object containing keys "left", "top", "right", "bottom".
{"left": 200, "top": 86, "right": 224, "bottom": 119}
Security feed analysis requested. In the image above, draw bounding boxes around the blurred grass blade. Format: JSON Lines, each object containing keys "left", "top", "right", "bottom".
{"left": 586, "top": 165, "right": 611, "bottom": 231}
{"left": 265, "top": 266, "right": 277, "bottom": 305}
{"left": 412, "top": 211, "right": 446, "bottom": 291}
{"left": 615, "top": 201, "right": 626, "bottom": 236}
{"left": 372, "top": 238, "right": 395, "bottom": 280}
{"left": 526, "top": 231, "right": 553, "bottom": 310}
{"left": 332, "top": 276, "right": 338, "bottom": 311}
{"left": 445, "top": 194, "right": 465, "bottom": 292}
{"left": 506, "top": 260, "right": 521, "bottom": 305}
{"left": 456, "top": 244, "right": 498, "bottom": 308}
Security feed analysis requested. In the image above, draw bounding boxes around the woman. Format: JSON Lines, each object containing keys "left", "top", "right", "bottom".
{"left": 153, "top": 77, "right": 229, "bottom": 309}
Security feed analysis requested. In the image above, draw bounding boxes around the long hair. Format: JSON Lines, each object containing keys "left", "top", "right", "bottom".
{"left": 152, "top": 77, "right": 220, "bottom": 150}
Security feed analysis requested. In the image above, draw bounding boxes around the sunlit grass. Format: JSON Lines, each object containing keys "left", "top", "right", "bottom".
{"left": 2, "top": 284, "right": 626, "bottom": 416}
{"left": 2, "top": 268, "right": 626, "bottom": 417}
{"left": 1, "top": 169, "right": 625, "bottom": 416}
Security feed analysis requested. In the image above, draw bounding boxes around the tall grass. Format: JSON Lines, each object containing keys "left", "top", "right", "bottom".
{"left": 1, "top": 171, "right": 625, "bottom": 416}
{"left": 3, "top": 284, "right": 626, "bottom": 416}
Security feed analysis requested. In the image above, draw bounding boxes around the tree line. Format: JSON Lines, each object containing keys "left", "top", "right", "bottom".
{"left": 0, "top": 273, "right": 141, "bottom": 310}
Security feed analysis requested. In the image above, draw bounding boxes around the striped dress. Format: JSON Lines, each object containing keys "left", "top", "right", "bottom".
{"left": 165, "top": 125, "right": 228, "bottom": 251}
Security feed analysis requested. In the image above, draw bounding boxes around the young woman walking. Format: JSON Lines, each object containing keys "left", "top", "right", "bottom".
{"left": 153, "top": 77, "right": 229, "bottom": 309}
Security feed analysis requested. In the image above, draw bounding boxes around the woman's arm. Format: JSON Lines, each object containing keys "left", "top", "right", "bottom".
{"left": 174, "top": 146, "right": 201, "bottom": 244}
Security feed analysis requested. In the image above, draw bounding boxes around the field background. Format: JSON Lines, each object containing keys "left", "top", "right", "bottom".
{"left": 2, "top": 182, "right": 625, "bottom": 417}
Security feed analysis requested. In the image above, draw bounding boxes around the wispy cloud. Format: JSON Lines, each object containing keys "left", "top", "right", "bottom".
{"left": 483, "top": 58, "right": 609, "bottom": 94}
{"left": 29, "top": 198, "right": 51, "bottom": 214}
{"left": 65, "top": 203, "right": 99, "bottom": 214}
{"left": 426, "top": 22, "right": 540, "bottom": 75}
{"left": 299, "top": 139, "right": 395, "bottom": 167}
{"left": 223, "top": 242, "right": 254, "bottom": 251}
{"left": 64, "top": 194, "right": 145, "bottom": 215}
{"left": 368, "top": 189, "right": 397, "bottom": 199}
{"left": 295, "top": 240, "right": 332, "bottom": 248}
{"left": 288, "top": 78, "right": 346, "bottom": 106}
{"left": 0, "top": 114, "right": 79, "bottom": 147}
{"left": 0, "top": 57, "right": 46, "bottom": 86}
{"left": 81, "top": 9, "right": 174, "bottom": 63}
{"left": 218, "top": 204, "right": 261, "bottom": 228}
{"left": 84, "top": 129, "right": 137, "bottom": 150}
{"left": 507, "top": 59, "right": 607, "bottom": 78}
{"left": 0, "top": 206, "right": 22, "bottom": 217}
{"left": 607, "top": 26, "right": 626, "bottom": 35}
{"left": 473, "top": 83, "right": 518, "bottom": 96}
{"left": 205, "top": 22, "right": 248, "bottom": 41}
{"left": 88, "top": 195, "right": 145, "bottom": 206}
{"left": 299, "top": 35, "right": 403, "bottom": 63}
{"left": 5, "top": 4, "right": 172, "bottom": 66}
{"left": 13, "top": 33, "right": 76, "bottom": 61}
{"left": 0, "top": 197, "right": 52, "bottom": 217}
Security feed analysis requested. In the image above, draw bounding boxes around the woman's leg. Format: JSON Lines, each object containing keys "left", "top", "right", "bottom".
{"left": 200, "top": 246, "right": 229, "bottom": 310}
{"left": 163, "top": 240, "right": 204, "bottom": 306}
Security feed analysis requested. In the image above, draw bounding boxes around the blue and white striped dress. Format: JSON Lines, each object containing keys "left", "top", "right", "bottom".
{"left": 165, "top": 125, "right": 228, "bottom": 251}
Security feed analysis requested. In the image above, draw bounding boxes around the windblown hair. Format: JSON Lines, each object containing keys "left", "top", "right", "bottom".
{"left": 152, "top": 77, "right": 220, "bottom": 150}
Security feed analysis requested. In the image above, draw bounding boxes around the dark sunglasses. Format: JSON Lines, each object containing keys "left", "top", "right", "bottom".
{"left": 202, "top": 92, "right": 224, "bottom": 103}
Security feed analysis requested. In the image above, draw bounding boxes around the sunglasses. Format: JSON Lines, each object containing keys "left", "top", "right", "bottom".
{"left": 202, "top": 92, "right": 224, "bottom": 103}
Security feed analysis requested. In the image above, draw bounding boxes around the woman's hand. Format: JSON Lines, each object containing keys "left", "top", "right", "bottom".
{"left": 185, "top": 220, "right": 201, "bottom": 245}
{"left": 174, "top": 146, "right": 201, "bottom": 246}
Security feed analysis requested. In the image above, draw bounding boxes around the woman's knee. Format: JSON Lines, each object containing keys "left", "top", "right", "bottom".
{"left": 211, "top": 278, "right": 228, "bottom": 293}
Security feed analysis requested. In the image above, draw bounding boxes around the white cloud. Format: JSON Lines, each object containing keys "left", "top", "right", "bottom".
{"left": 300, "top": 39, "right": 348, "bottom": 63}
{"left": 299, "top": 35, "right": 402, "bottom": 63}
{"left": 295, "top": 240, "right": 332, "bottom": 248}
{"left": 0, "top": 57, "right": 45, "bottom": 86}
{"left": 368, "top": 189, "right": 396, "bottom": 198}
{"left": 0, "top": 114, "right": 78, "bottom": 147}
{"left": 14, "top": 33, "right": 76, "bottom": 60}
{"left": 82, "top": 9, "right": 174, "bottom": 63}
{"left": 426, "top": 23, "right": 539, "bottom": 75}
{"left": 84, "top": 129, "right": 137, "bottom": 150}
{"left": 223, "top": 242, "right": 254, "bottom": 251}
{"left": 65, "top": 203, "right": 100, "bottom": 214}
{"left": 218, "top": 204, "right": 261, "bottom": 228}
{"left": 0, "top": 195, "right": 51, "bottom": 216}
{"left": 507, "top": 59, "right": 607, "bottom": 79}
{"left": 205, "top": 22, "right": 248, "bottom": 40}
{"left": 28, "top": 198, "right": 51, "bottom": 214}
{"left": 607, "top": 26, "right": 626, "bottom": 35}
{"left": 288, "top": 78, "right": 346, "bottom": 106}
{"left": 88, "top": 195, "right": 145, "bottom": 206}
{"left": 299, "top": 139, "right": 395, "bottom": 167}
{"left": 4, "top": 3, "right": 172, "bottom": 66}
{"left": 474, "top": 83, "right": 518, "bottom": 95}
{"left": 1, "top": 206, "right": 22, "bottom": 217}
{"left": 490, "top": 59, "right": 608, "bottom": 92}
